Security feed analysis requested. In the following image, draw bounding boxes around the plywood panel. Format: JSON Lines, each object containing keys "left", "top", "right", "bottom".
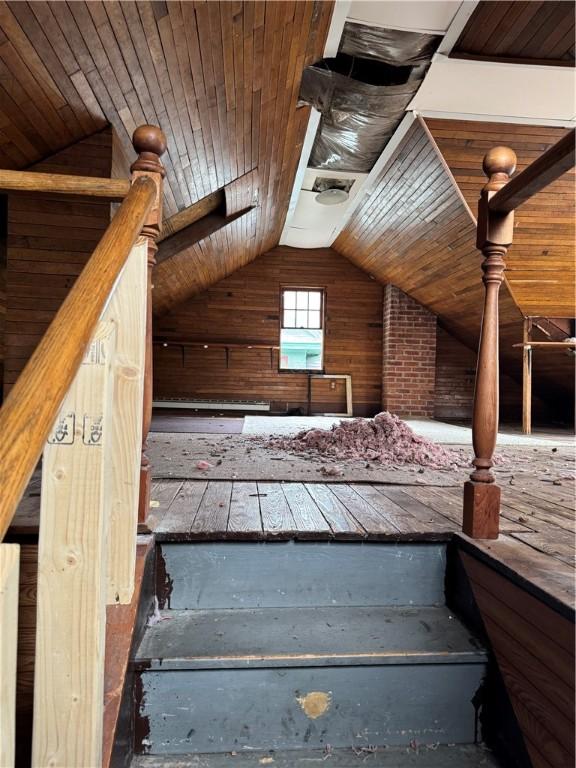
{"left": 153, "top": 246, "right": 383, "bottom": 416}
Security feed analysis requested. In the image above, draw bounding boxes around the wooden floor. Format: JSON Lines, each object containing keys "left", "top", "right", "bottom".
{"left": 10, "top": 472, "right": 575, "bottom": 615}
{"left": 146, "top": 478, "right": 575, "bottom": 614}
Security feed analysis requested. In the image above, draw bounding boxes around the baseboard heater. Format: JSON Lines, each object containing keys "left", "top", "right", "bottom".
{"left": 153, "top": 398, "right": 271, "bottom": 412}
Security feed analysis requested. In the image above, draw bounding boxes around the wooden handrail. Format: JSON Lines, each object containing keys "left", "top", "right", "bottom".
{"left": 0, "top": 175, "right": 156, "bottom": 540}
{"left": 0, "top": 169, "right": 131, "bottom": 200}
{"left": 489, "top": 128, "right": 575, "bottom": 213}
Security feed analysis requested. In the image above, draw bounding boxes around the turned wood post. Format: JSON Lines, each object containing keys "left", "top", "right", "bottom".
{"left": 130, "top": 125, "right": 166, "bottom": 526}
{"left": 522, "top": 317, "right": 532, "bottom": 435}
{"left": 463, "top": 146, "right": 516, "bottom": 539}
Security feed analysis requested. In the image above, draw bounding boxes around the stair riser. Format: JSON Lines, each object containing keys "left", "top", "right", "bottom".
{"left": 158, "top": 542, "right": 447, "bottom": 609}
{"left": 137, "top": 663, "right": 484, "bottom": 754}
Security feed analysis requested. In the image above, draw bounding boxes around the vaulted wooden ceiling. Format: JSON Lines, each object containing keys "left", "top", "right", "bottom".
{"left": 333, "top": 116, "right": 574, "bottom": 401}
{"left": 0, "top": 0, "right": 573, "bottom": 343}
{"left": 451, "top": 0, "right": 575, "bottom": 67}
{"left": 427, "top": 118, "right": 575, "bottom": 319}
{"left": 0, "top": 0, "right": 334, "bottom": 310}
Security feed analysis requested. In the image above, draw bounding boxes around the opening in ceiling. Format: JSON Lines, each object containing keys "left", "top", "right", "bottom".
{"left": 298, "top": 23, "right": 441, "bottom": 173}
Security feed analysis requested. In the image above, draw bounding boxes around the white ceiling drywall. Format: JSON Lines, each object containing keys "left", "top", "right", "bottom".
{"left": 281, "top": 168, "right": 368, "bottom": 249}
{"left": 409, "top": 55, "right": 576, "bottom": 124}
{"left": 348, "top": 0, "right": 462, "bottom": 34}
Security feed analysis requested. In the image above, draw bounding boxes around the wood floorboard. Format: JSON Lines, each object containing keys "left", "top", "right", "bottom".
{"left": 9, "top": 473, "right": 574, "bottom": 614}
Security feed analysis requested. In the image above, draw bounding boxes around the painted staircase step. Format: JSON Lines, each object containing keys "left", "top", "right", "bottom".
{"left": 136, "top": 605, "right": 487, "bottom": 670}
{"left": 136, "top": 663, "right": 486, "bottom": 754}
{"left": 158, "top": 541, "right": 447, "bottom": 609}
{"left": 132, "top": 744, "right": 502, "bottom": 767}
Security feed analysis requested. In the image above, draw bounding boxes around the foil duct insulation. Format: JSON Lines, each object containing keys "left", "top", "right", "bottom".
{"left": 299, "top": 23, "right": 441, "bottom": 173}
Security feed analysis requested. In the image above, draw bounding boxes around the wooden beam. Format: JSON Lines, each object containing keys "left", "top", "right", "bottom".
{"left": 159, "top": 189, "right": 224, "bottom": 241}
{"left": 156, "top": 206, "right": 255, "bottom": 266}
{"left": 0, "top": 544, "right": 19, "bottom": 768}
{"left": 0, "top": 169, "right": 131, "bottom": 200}
{"left": 513, "top": 341, "right": 576, "bottom": 348}
{"left": 489, "top": 128, "right": 575, "bottom": 213}
{"left": 33, "top": 321, "right": 116, "bottom": 768}
{"left": 0, "top": 176, "right": 156, "bottom": 541}
{"left": 522, "top": 318, "right": 532, "bottom": 435}
{"left": 103, "top": 238, "right": 147, "bottom": 605}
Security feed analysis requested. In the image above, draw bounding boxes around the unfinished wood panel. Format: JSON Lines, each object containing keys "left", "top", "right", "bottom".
{"left": 33, "top": 322, "right": 116, "bottom": 768}
{"left": 104, "top": 238, "right": 147, "bottom": 605}
{"left": 0, "top": 1, "right": 334, "bottom": 312}
{"left": 427, "top": 118, "right": 575, "bottom": 318}
{"left": 461, "top": 550, "right": 575, "bottom": 768}
{"left": 452, "top": 1, "right": 575, "bottom": 66}
{"left": 0, "top": 543, "right": 19, "bottom": 768}
{"left": 153, "top": 247, "right": 383, "bottom": 416}
{"left": 5, "top": 129, "right": 118, "bottom": 392}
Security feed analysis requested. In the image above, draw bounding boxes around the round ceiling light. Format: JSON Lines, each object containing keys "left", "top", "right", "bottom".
{"left": 315, "top": 188, "right": 349, "bottom": 206}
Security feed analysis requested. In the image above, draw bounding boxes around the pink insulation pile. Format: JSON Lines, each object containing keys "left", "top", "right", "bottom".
{"left": 268, "top": 412, "right": 468, "bottom": 470}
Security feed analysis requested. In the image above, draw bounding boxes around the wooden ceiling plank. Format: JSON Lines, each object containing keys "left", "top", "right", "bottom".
{"left": 180, "top": 1, "right": 218, "bottom": 193}
{"left": 193, "top": 1, "right": 226, "bottom": 189}
{"left": 231, "top": 6, "right": 245, "bottom": 179}
{"left": 165, "top": 3, "right": 209, "bottom": 200}
{"left": 510, "top": 1, "right": 564, "bottom": 57}
{"left": 453, "top": 0, "right": 575, "bottom": 65}
{"left": 157, "top": 12, "right": 201, "bottom": 204}
{"left": 6, "top": 1, "right": 93, "bottom": 136}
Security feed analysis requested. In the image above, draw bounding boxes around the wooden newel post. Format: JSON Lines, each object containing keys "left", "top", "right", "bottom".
{"left": 130, "top": 126, "right": 167, "bottom": 526}
{"left": 463, "top": 146, "right": 516, "bottom": 539}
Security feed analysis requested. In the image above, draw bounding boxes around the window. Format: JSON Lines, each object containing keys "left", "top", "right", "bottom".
{"left": 279, "top": 288, "right": 324, "bottom": 371}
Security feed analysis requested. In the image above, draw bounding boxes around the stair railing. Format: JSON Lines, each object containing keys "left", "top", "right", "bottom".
{"left": 0, "top": 125, "right": 166, "bottom": 768}
{"left": 463, "top": 128, "right": 575, "bottom": 539}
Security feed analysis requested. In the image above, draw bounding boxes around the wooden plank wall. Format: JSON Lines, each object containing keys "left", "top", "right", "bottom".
{"left": 434, "top": 327, "right": 552, "bottom": 423}
{"left": 4, "top": 127, "right": 128, "bottom": 393}
{"left": 153, "top": 247, "right": 383, "bottom": 416}
{"left": 461, "top": 552, "right": 575, "bottom": 768}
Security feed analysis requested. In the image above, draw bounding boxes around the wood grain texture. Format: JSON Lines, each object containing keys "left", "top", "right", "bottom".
{"left": 452, "top": 1, "right": 575, "bottom": 66}
{"left": 104, "top": 238, "right": 147, "bottom": 605}
{"left": 427, "top": 118, "right": 575, "bottom": 318}
{"left": 4, "top": 129, "right": 120, "bottom": 394}
{"left": 0, "top": 175, "right": 155, "bottom": 539}
{"left": 33, "top": 322, "right": 116, "bottom": 768}
{"left": 461, "top": 550, "right": 575, "bottom": 768}
{"left": 334, "top": 117, "right": 574, "bottom": 413}
{"left": 489, "top": 129, "right": 575, "bottom": 214}
{"left": 0, "top": 543, "right": 19, "bottom": 768}
{"left": 0, "top": 1, "right": 334, "bottom": 312}
{"left": 0, "top": 168, "right": 130, "bottom": 199}
{"left": 153, "top": 246, "right": 383, "bottom": 416}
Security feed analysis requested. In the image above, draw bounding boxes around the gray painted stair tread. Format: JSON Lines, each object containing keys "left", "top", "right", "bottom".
{"left": 132, "top": 745, "right": 501, "bottom": 767}
{"left": 136, "top": 606, "right": 486, "bottom": 669}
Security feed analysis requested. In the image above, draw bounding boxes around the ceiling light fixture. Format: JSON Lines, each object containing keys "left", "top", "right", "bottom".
{"left": 315, "top": 188, "right": 349, "bottom": 206}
